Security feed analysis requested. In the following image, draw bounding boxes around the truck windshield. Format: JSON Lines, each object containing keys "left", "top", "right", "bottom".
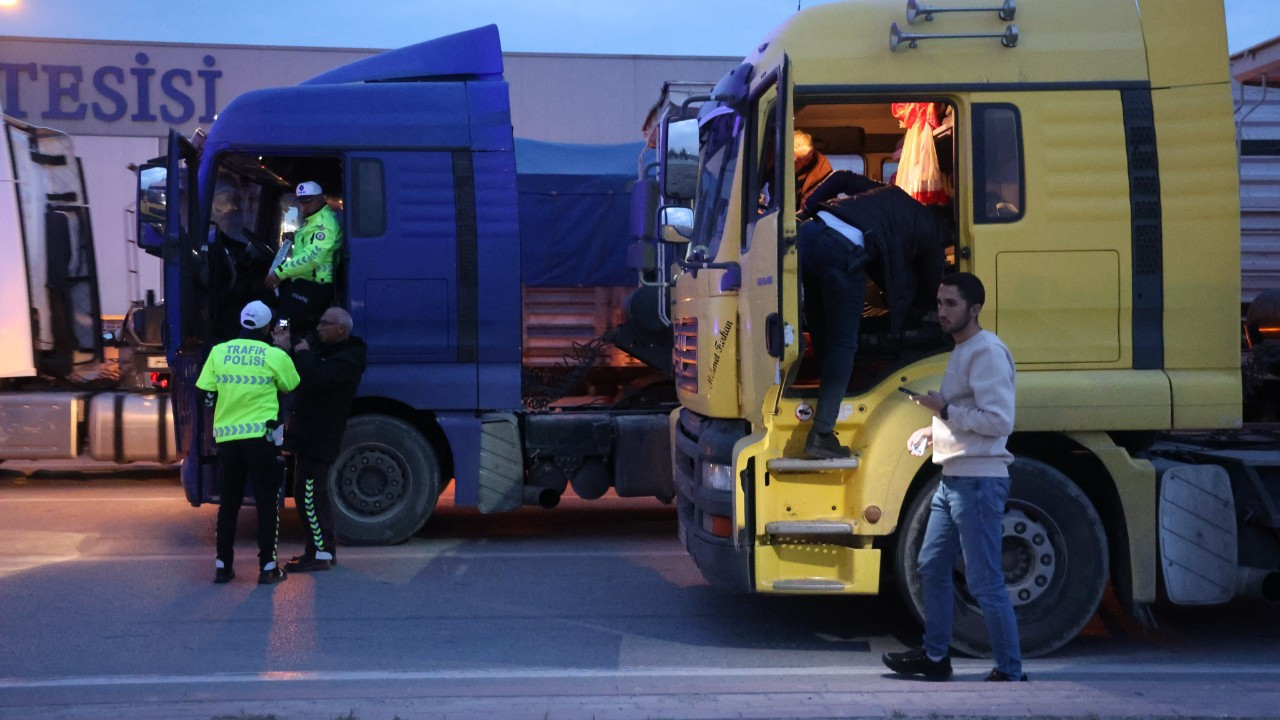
{"left": 691, "top": 107, "right": 743, "bottom": 259}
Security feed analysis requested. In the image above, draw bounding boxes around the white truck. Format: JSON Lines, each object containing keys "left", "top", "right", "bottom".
{"left": 0, "top": 107, "right": 174, "bottom": 464}
{"left": 1235, "top": 36, "right": 1280, "bottom": 420}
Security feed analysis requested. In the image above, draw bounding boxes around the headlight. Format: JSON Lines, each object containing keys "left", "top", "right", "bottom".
{"left": 702, "top": 461, "right": 734, "bottom": 491}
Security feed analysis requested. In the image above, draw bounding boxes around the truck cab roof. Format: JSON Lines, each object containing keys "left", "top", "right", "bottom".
{"left": 745, "top": 0, "right": 1227, "bottom": 91}
{"left": 203, "top": 25, "right": 513, "bottom": 156}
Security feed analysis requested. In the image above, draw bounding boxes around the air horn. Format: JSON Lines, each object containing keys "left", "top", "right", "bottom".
{"left": 906, "top": 0, "right": 1017, "bottom": 24}
{"left": 890, "top": 22, "right": 1018, "bottom": 51}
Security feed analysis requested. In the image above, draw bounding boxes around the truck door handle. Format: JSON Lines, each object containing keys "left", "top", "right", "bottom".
{"left": 765, "top": 313, "right": 783, "bottom": 358}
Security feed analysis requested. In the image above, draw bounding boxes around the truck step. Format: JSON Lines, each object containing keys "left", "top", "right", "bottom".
{"left": 771, "top": 578, "right": 851, "bottom": 592}
{"left": 765, "top": 520, "right": 854, "bottom": 535}
{"left": 0, "top": 393, "right": 80, "bottom": 459}
{"left": 756, "top": 545, "right": 882, "bottom": 594}
{"left": 766, "top": 457, "right": 860, "bottom": 473}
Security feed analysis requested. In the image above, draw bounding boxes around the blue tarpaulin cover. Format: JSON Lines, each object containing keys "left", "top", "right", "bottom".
{"left": 515, "top": 138, "right": 652, "bottom": 287}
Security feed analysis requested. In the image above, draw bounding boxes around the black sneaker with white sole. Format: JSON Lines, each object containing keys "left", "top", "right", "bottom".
{"left": 213, "top": 566, "right": 235, "bottom": 584}
{"left": 285, "top": 556, "right": 333, "bottom": 573}
{"left": 882, "top": 648, "right": 953, "bottom": 681}
{"left": 257, "top": 566, "right": 287, "bottom": 585}
{"left": 290, "top": 553, "right": 337, "bottom": 567}
{"left": 984, "top": 669, "right": 1028, "bottom": 681}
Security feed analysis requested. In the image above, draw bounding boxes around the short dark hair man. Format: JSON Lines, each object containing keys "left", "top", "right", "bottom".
{"left": 883, "top": 272, "right": 1026, "bottom": 682}
{"left": 197, "top": 300, "right": 300, "bottom": 584}
{"left": 274, "top": 306, "right": 367, "bottom": 572}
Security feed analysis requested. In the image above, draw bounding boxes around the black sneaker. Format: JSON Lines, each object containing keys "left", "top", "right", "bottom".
{"left": 290, "top": 553, "right": 337, "bottom": 567}
{"left": 804, "top": 430, "right": 851, "bottom": 460}
{"left": 285, "top": 556, "right": 333, "bottom": 573}
{"left": 882, "top": 648, "right": 953, "bottom": 681}
{"left": 257, "top": 566, "right": 288, "bottom": 585}
{"left": 213, "top": 566, "right": 235, "bottom": 584}
{"left": 984, "top": 669, "right": 1028, "bottom": 682}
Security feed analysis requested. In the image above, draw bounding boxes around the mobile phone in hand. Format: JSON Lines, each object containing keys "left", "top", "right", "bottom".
{"left": 898, "top": 386, "right": 919, "bottom": 397}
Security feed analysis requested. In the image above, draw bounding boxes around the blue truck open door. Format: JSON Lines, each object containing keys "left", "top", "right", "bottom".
{"left": 157, "top": 130, "right": 219, "bottom": 504}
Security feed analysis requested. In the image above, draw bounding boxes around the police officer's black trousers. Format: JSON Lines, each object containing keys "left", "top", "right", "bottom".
{"left": 292, "top": 455, "right": 337, "bottom": 559}
{"left": 277, "top": 279, "right": 333, "bottom": 341}
{"left": 215, "top": 437, "right": 282, "bottom": 568}
{"left": 799, "top": 221, "right": 870, "bottom": 434}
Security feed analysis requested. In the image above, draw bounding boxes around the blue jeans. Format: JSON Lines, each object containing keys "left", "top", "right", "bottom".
{"left": 918, "top": 475, "right": 1022, "bottom": 676}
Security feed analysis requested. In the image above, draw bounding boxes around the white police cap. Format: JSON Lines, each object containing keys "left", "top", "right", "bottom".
{"left": 295, "top": 181, "right": 324, "bottom": 198}
{"left": 239, "top": 300, "right": 274, "bottom": 330}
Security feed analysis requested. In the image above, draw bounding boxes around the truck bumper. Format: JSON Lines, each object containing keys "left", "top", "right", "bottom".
{"left": 672, "top": 408, "right": 752, "bottom": 591}
{"left": 676, "top": 495, "right": 751, "bottom": 590}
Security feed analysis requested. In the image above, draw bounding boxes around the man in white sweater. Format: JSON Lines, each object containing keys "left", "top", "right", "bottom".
{"left": 882, "top": 272, "right": 1025, "bottom": 682}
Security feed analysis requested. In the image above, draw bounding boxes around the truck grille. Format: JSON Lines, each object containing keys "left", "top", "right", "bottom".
{"left": 674, "top": 316, "right": 698, "bottom": 393}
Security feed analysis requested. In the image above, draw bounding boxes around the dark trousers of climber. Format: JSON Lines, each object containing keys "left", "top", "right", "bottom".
{"left": 292, "top": 455, "right": 337, "bottom": 560}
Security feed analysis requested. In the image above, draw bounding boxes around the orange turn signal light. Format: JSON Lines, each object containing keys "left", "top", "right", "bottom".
{"left": 710, "top": 514, "right": 733, "bottom": 538}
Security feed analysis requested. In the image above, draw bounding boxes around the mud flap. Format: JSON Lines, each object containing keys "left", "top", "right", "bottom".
{"left": 1158, "top": 463, "right": 1236, "bottom": 604}
{"left": 478, "top": 412, "right": 524, "bottom": 513}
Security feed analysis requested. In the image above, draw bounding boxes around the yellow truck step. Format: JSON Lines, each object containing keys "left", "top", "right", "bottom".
{"left": 771, "top": 579, "right": 851, "bottom": 591}
{"left": 755, "top": 544, "right": 881, "bottom": 594}
{"left": 764, "top": 520, "right": 854, "bottom": 535}
{"left": 766, "top": 457, "right": 860, "bottom": 474}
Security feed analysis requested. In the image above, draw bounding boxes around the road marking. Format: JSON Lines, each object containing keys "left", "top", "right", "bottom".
{"left": 1, "top": 663, "right": 1277, "bottom": 690}
{"left": 0, "top": 496, "right": 179, "bottom": 502}
{"left": 0, "top": 549, "right": 688, "bottom": 564}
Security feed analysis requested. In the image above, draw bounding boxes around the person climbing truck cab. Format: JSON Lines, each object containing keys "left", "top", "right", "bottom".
{"left": 265, "top": 181, "right": 342, "bottom": 336}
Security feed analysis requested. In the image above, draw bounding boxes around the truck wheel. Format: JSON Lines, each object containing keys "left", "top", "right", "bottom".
{"left": 895, "top": 457, "right": 1108, "bottom": 658}
{"left": 329, "top": 414, "right": 441, "bottom": 545}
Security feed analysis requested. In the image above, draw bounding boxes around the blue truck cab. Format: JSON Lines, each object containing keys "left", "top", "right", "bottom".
{"left": 141, "top": 26, "right": 675, "bottom": 543}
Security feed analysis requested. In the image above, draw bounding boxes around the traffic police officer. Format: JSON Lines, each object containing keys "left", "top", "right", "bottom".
{"left": 197, "top": 300, "right": 300, "bottom": 584}
{"left": 265, "top": 180, "right": 342, "bottom": 335}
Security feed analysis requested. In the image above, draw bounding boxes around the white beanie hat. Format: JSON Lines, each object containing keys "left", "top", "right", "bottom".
{"left": 239, "top": 300, "right": 273, "bottom": 330}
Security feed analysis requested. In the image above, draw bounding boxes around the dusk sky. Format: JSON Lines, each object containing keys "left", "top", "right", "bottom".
{"left": 1, "top": 1, "right": 1277, "bottom": 56}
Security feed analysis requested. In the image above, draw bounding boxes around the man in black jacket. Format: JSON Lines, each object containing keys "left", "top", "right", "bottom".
{"left": 276, "top": 307, "right": 368, "bottom": 572}
{"left": 797, "top": 171, "right": 949, "bottom": 459}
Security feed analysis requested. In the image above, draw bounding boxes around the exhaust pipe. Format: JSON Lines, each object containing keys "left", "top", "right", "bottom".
{"left": 523, "top": 485, "right": 560, "bottom": 509}
{"left": 1236, "top": 567, "right": 1280, "bottom": 601}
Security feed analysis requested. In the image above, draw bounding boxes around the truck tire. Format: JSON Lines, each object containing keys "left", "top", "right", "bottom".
{"left": 329, "top": 414, "right": 441, "bottom": 545}
{"left": 894, "top": 457, "right": 1108, "bottom": 658}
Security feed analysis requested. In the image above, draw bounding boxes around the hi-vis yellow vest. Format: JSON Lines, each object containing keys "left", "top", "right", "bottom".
{"left": 195, "top": 338, "right": 300, "bottom": 442}
{"left": 277, "top": 204, "right": 342, "bottom": 285}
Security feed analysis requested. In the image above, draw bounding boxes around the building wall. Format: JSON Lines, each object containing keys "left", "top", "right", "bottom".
{"left": 1237, "top": 81, "right": 1280, "bottom": 304}
{"left": 1, "top": 36, "right": 738, "bottom": 315}
{"left": 504, "top": 54, "right": 738, "bottom": 144}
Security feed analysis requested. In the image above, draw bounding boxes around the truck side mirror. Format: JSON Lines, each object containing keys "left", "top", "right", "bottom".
{"left": 659, "top": 205, "right": 694, "bottom": 244}
{"left": 662, "top": 117, "right": 699, "bottom": 201}
{"left": 136, "top": 163, "right": 167, "bottom": 256}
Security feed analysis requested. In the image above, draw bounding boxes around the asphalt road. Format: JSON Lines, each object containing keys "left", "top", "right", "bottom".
{"left": 0, "top": 464, "right": 1278, "bottom": 720}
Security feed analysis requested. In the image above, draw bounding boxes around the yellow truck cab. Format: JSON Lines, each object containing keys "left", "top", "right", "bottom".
{"left": 665, "top": 0, "right": 1260, "bottom": 658}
